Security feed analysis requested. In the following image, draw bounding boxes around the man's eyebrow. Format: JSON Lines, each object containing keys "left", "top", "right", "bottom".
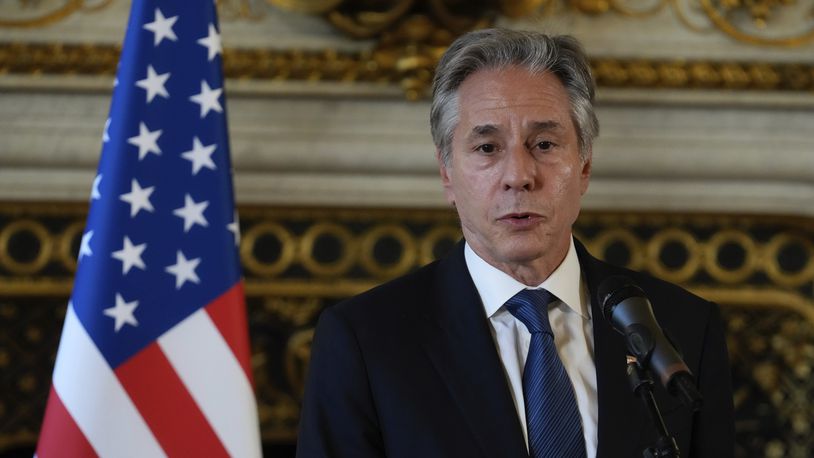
{"left": 469, "top": 124, "right": 499, "bottom": 138}
{"left": 531, "top": 120, "right": 564, "bottom": 132}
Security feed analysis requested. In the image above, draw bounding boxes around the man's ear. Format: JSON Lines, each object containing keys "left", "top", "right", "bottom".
{"left": 436, "top": 149, "right": 455, "bottom": 205}
{"left": 579, "top": 149, "right": 592, "bottom": 196}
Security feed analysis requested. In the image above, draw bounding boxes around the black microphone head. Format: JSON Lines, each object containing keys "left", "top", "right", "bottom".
{"left": 597, "top": 275, "right": 647, "bottom": 322}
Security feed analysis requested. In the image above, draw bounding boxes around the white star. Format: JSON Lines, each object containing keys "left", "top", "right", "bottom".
{"left": 165, "top": 251, "right": 201, "bottom": 289}
{"left": 143, "top": 8, "right": 178, "bottom": 46}
{"left": 111, "top": 236, "right": 147, "bottom": 274}
{"left": 181, "top": 137, "right": 217, "bottom": 175}
{"left": 127, "top": 122, "right": 162, "bottom": 161}
{"left": 103, "top": 293, "right": 139, "bottom": 332}
{"left": 103, "top": 118, "right": 111, "bottom": 143}
{"left": 173, "top": 194, "right": 209, "bottom": 232}
{"left": 79, "top": 230, "right": 93, "bottom": 260}
{"left": 189, "top": 80, "right": 223, "bottom": 118}
{"left": 119, "top": 179, "right": 155, "bottom": 217}
{"left": 91, "top": 174, "right": 102, "bottom": 200}
{"left": 135, "top": 65, "right": 171, "bottom": 103}
{"left": 227, "top": 211, "right": 240, "bottom": 247}
{"left": 197, "top": 23, "right": 222, "bottom": 61}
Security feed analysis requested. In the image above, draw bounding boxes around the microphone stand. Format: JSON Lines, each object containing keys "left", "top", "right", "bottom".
{"left": 626, "top": 357, "right": 680, "bottom": 458}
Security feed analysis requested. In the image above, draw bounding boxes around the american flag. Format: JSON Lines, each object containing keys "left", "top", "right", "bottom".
{"left": 36, "top": 1, "right": 261, "bottom": 456}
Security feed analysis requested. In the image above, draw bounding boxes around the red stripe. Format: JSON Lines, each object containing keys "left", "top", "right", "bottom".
{"left": 36, "top": 386, "right": 98, "bottom": 458}
{"left": 205, "top": 281, "right": 254, "bottom": 385}
{"left": 115, "top": 342, "right": 229, "bottom": 457}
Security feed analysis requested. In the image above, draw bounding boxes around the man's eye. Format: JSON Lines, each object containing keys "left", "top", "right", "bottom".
{"left": 476, "top": 144, "right": 496, "bottom": 153}
{"left": 537, "top": 141, "right": 554, "bottom": 151}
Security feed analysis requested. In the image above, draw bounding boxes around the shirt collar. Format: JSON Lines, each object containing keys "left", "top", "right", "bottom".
{"left": 464, "top": 236, "right": 589, "bottom": 320}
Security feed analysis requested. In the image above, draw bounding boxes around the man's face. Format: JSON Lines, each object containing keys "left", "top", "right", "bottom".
{"left": 438, "top": 66, "right": 591, "bottom": 278}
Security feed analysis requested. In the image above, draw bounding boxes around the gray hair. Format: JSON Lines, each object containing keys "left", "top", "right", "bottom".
{"left": 430, "top": 28, "right": 599, "bottom": 165}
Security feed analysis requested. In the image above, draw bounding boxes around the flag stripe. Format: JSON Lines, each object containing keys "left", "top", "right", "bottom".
{"left": 205, "top": 281, "right": 254, "bottom": 385}
{"left": 52, "top": 306, "right": 166, "bottom": 458}
{"left": 115, "top": 341, "right": 230, "bottom": 457}
{"left": 36, "top": 387, "right": 98, "bottom": 458}
{"left": 159, "top": 307, "right": 262, "bottom": 458}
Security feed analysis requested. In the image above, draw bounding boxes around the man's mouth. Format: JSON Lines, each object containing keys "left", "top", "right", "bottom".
{"left": 500, "top": 212, "right": 542, "bottom": 221}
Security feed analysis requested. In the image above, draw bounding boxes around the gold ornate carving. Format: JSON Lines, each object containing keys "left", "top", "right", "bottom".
{"left": 241, "top": 222, "right": 297, "bottom": 277}
{"left": 697, "top": 0, "right": 814, "bottom": 46}
{"left": 0, "top": 0, "right": 112, "bottom": 28}
{"left": 0, "top": 220, "right": 53, "bottom": 275}
{"left": 703, "top": 229, "right": 759, "bottom": 284}
{"left": 1, "top": 42, "right": 813, "bottom": 96}
{"left": 764, "top": 233, "right": 814, "bottom": 288}
{"left": 264, "top": 297, "right": 323, "bottom": 326}
{"left": 359, "top": 224, "right": 417, "bottom": 278}
{"left": 298, "top": 222, "right": 358, "bottom": 277}
{"left": 263, "top": 0, "right": 814, "bottom": 48}
{"left": 645, "top": 227, "right": 702, "bottom": 282}
{"left": 285, "top": 328, "right": 314, "bottom": 398}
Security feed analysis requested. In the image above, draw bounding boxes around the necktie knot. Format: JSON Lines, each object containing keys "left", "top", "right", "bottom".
{"left": 505, "top": 289, "right": 555, "bottom": 335}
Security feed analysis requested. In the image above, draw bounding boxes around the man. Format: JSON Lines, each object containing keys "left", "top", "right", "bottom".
{"left": 297, "top": 28, "right": 734, "bottom": 457}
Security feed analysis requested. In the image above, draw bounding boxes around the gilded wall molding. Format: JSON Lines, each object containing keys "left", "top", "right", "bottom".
{"left": 1, "top": 42, "right": 813, "bottom": 98}
{"left": 262, "top": 0, "right": 814, "bottom": 47}
{"left": 3, "top": 0, "right": 812, "bottom": 47}
{"left": 0, "top": 0, "right": 112, "bottom": 28}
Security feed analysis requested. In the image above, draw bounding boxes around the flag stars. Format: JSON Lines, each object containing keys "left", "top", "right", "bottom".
{"left": 143, "top": 8, "right": 178, "bottom": 46}
{"left": 91, "top": 174, "right": 102, "bottom": 200}
{"left": 120, "top": 179, "right": 155, "bottom": 217}
{"left": 103, "top": 293, "right": 139, "bottom": 332}
{"left": 173, "top": 194, "right": 209, "bottom": 232}
{"left": 197, "top": 23, "right": 222, "bottom": 61}
{"left": 79, "top": 230, "right": 94, "bottom": 260}
{"left": 165, "top": 251, "right": 201, "bottom": 289}
{"left": 111, "top": 236, "right": 147, "bottom": 275}
{"left": 227, "top": 212, "right": 240, "bottom": 247}
{"left": 127, "top": 122, "right": 162, "bottom": 160}
{"left": 135, "top": 65, "right": 171, "bottom": 103}
{"left": 181, "top": 137, "right": 217, "bottom": 175}
{"left": 189, "top": 80, "right": 223, "bottom": 118}
{"left": 103, "top": 118, "right": 111, "bottom": 143}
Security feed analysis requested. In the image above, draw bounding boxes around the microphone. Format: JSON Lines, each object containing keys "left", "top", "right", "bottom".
{"left": 598, "top": 275, "right": 702, "bottom": 411}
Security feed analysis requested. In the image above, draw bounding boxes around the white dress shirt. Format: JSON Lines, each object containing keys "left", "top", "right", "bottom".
{"left": 464, "top": 237, "right": 598, "bottom": 457}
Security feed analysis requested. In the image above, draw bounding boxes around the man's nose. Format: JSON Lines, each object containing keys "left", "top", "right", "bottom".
{"left": 502, "top": 144, "right": 536, "bottom": 191}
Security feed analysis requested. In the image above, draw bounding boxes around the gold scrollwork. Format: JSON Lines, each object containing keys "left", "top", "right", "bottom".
{"left": 764, "top": 234, "right": 814, "bottom": 288}
{"left": 646, "top": 228, "right": 702, "bottom": 283}
{"left": 241, "top": 222, "right": 297, "bottom": 277}
{"left": 0, "top": 220, "right": 53, "bottom": 275}
{"left": 264, "top": 297, "right": 323, "bottom": 326}
{"left": 0, "top": 0, "right": 112, "bottom": 28}
{"left": 267, "top": 0, "right": 814, "bottom": 50}
{"left": 590, "top": 228, "right": 644, "bottom": 271}
{"left": 298, "top": 222, "right": 358, "bottom": 277}
{"left": 2, "top": 42, "right": 814, "bottom": 96}
{"left": 697, "top": 0, "right": 814, "bottom": 47}
{"left": 419, "top": 225, "right": 462, "bottom": 265}
{"left": 359, "top": 224, "right": 417, "bottom": 278}
{"left": 284, "top": 328, "right": 314, "bottom": 398}
{"left": 56, "top": 221, "right": 85, "bottom": 273}
{"left": 703, "top": 229, "right": 758, "bottom": 284}
{"left": 266, "top": 0, "right": 343, "bottom": 15}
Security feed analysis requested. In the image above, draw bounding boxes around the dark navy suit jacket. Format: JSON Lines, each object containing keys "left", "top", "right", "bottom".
{"left": 297, "top": 240, "right": 734, "bottom": 457}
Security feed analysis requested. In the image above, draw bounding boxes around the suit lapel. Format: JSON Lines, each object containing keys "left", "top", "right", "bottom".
{"left": 575, "top": 239, "right": 645, "bottom": 458}
{"left": 418, "top": 241, "right": 529, "bottom": 458}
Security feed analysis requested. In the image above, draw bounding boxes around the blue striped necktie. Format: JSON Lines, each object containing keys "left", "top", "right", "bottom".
{"left": 505, "top": 289, "right": 587, "bottom": 458}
